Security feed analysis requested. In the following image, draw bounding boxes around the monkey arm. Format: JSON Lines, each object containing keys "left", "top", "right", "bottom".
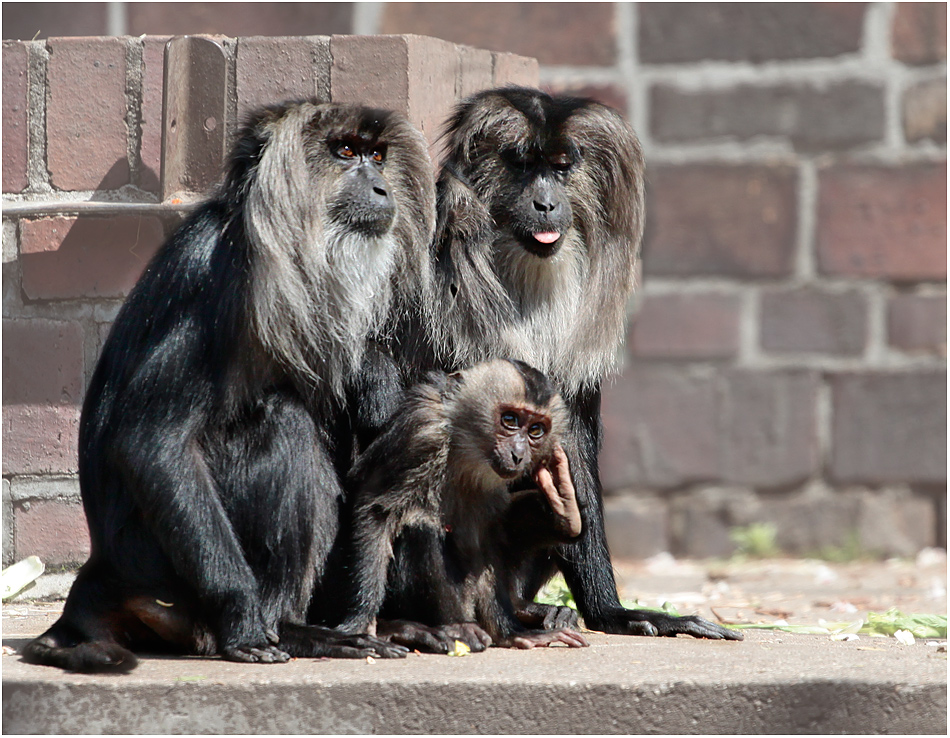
{"left": 554, "top": 387, "right": 742, "bottom": 641}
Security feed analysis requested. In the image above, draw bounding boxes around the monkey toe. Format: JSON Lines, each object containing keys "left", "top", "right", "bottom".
{"left": 602, "top": 609, "right": 742, "bottom": 640}
{"left": 222, "top": 645, "right": 291, "bottom": 663}
{"left": 376, "top": 619, "right": 491, "bottom": 653}
{"left": 505, "top": 628, "right": 588, "bottom": 649}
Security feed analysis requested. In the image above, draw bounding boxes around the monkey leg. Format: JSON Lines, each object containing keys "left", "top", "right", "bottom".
{"left": 515, "top": 601, "right": 580, "bottom": 630}
{"left": 376, "top": 619, "right": 493, "bottom": 654}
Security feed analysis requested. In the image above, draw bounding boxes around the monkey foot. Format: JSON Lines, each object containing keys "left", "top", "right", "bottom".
{"left": 516, "top": 602, "right": 580, "bottom": 630}
{"left": 502, "top": 627, "right": 589, "bottom": 649}
{"left": 281, "top": 623, "right": 409, "bottom": 659}
{"left": 221, "top": 644, "right": 291, "bottom": 664}
{"left": 376, "top": 619, "right": 493, "bottom": 654}
{"left": 593, "top": 609, "right": 744, "bottom": 640}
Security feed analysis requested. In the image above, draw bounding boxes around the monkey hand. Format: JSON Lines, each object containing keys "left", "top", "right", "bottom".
{"left": 589, "top": 608, "right": 743, "bottom": 641}
{"left": 515, "top": 601, "right": 580, "bottom": 630}
{"left": 376, "top": 619, "right": 493, "bottom": 654}
{"left": 535, "top": 445, "right": 582, "bottom": 538}
{"left": 279, "top": 623, "right": 409, "bottom": 659}
{"left": 500, "top": 627, "right": 589, "bottom": 649}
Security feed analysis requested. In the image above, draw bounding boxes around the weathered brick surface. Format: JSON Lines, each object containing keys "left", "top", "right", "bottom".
{"left": 639, "top": 3, "right": 867, "bottom": 64}
{"left": 603, "top": 496, "right": 670, "bottom": 559}
{"left": 162, "top": 36, "right": 229, "bottom": 199}
{"left": 627, "top": 292, "right": 741, "bottom": 360}
{"left": 19, "top": 216, "right": 165, "bottom": 300}
{"left": 830, "top": 371, "right": 947, "bottom": 485}
{"left": 887, "top": 293, "right": 947, "bottom": 354}
{"left": 457, "top": 45, "right": 494, "bottom": 100}
{"left": 902, "top": 76, "right": 947, "bottom": 144}
{"left": 139, "top": 35, "right": 171, "bottom": 195}
{"left": 759, "top": 487, "right": 937, "bottom": 557}
{"left": 1, "top": 2, "right": 108, "bottom": 40}
{"left": 2, "top": 319, "right": 84, "bottom": 405}
{"left": 127, "top": 2, "right": 354, "bottom": 37}
{"left": 2, "top": 480, "right": 12, "bottom": 566}
{"left": 47, "top": 36, "right": 129, "bottom": 191}
{"left": 719, "top": 370, "right": 820, "bottom": 488}
{"left": 13, "top": 497, "right": 90, "bottom": 566}
{"left": 642, "top": 165, "right": 798, "bottom": 278}
{"left": 602, "top": 368, "right": 819, "bottom": 491}
{"left": 236, "top": 36, "right": 331, "bottom": 123}
{"left": 601, "top": 366, "right": 719, "bottom": 490}
{"left": 816, "top": 163, "right": 947, "bottom": 281}
{"left": 650, "top": 82, "right": 885, "bottom": 151}
{"left": 491, "top": 52, "right": 540, "bottom": 89}
{"left": 381, "top": 2, "right": 616, "bottom": 66}
{"left": 892, "top": 2, "right": 948, "bottom": 65}
{"left": 2, "top": 404, "right": 80, "bottom": 475}
{"left": 2, "top": 40, "right": 29, "bottom": 193}
{"left": 760, "top": 287, "right": 868, "bottom": 356}
{"left": 670, "top": 488, "right": 761, "bottom": 559}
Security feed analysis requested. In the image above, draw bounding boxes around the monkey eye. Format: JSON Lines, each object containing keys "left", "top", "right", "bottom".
{"left": 334, "top": 143, "right": 357, "bottom": 159}
{"left": 527, "top": 423, "right": 546, "bottom": 439}
{"left": 370, "top": 148, "right": 386, "bottom": 164}
{"left": 501, "top": 148, "right": 532, "bottom": 171}
{"left": 549, "top": 153, "right": 573, "bottom": 172}
{"left": 500, "top": 411, "right": 520, "bottom": 430}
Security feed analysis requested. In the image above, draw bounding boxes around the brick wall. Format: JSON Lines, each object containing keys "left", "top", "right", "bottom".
{"left": 1, "top": 31, "right": 536, "bottom": 566}
{"left": 2, "top": 3, "right": 947, "bottom": 564}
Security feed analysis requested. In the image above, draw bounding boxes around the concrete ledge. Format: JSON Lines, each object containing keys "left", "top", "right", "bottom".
{"left": 3, "top": 629, "right": 946, "bottom": 734}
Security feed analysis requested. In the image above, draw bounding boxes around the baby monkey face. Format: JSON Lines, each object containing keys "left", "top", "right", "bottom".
{"left": 490, "top": 402, "right": 553, "bottom": 479}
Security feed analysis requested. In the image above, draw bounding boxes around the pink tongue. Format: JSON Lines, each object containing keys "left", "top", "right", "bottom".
{"left": 533, "top": 231, "right": 560, "bottom": 244}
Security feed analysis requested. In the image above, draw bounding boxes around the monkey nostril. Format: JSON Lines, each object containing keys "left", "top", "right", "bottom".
{"left": 511, "top": 450, "right": 523, "bottom": 466}
{"left": 533, "top": 200, "right": 555, "bottom": 213}
{"left": 373, "top": 186, "right": 388, "bottom": 198}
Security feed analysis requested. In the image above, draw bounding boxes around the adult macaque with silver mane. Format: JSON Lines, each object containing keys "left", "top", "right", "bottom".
{"left": 23, "top": 102, "right": 434, "bottom": 672}
{"left": 403, "top": 87, "right": 740, "bottom": 641}
{"left": 337, "top": 359, "right": 588, "bottom": 650}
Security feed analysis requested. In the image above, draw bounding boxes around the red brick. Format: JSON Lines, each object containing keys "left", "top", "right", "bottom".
{"left": 458, "top": 46, "right": 493, "bottom": 100}
{"left": 816, "top": 164, "right": 947, "bottom": 282}
{"left": 14, "top": 498, "right": 90, "bottom": 566}
{"left": 892, "top": 2, "right": 947, "bottom": 65}
{"left": 491, "top": 52, "right": 539, "bottom": 88}
{"left": 139, "top": 35, "right": 171, "bottom": 195}
{"left": 601, "top": 366, "right": 719, "bottom": 490}
{"left": 2, "top": 40, "right": 29, "bottom": 193}
{"left": 643, "top": 165, "right": 798, "bottom": 279}
{"left": 887, "top": 293, "right": 947, "bottom": 354}
{"left": 650, "top": 82, "right": 885, "bottom": 152}
{"left": 162, "top": 36, "right": 229, "bottom": 199}
{"left": 1, "top": 3, "right": 108, "bottom": 40}
{"left": 331, "top": 35, "right": 459, "bottom": 153}
{"left": 628, "top": 292, "right": 741, "bottom": 360}
{"left": 2, "top": 319, "right": 84, "bottom": 404}
{"left": 760, "top": 287, "right": 868, "bottom": 355}
{"left": 719, "top": 370, "right": 820, "bottom": 487}
{"left": 639, "top": 3, "right": 866, "bottom": 64}
{"left": 236, "top": 36, "right": 331, "bottom": 123}
{"left": 830, "top": 371, "right": 946, "bottom": 484}
{"left": 903, "top": 77, "right": 947, "bottom": 144}
{"left": 47, "top": 36, "right": 129, "bottom": 191}
{"left": 381, "top": 2, "right": 617, "bottom": 66}
{"left": 1, "top": 404, "right": 80, "bottom": 475}
{"left": 20, "top": 215, "right": 165, "bottom": 300}
{"left": 127, "top": 2, "right": 354, "bottom": 36}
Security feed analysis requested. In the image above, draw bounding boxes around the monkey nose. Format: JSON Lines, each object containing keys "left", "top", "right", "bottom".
{"left": 533, "top": 199, "right": 557, "bottom": 213}
{"left": 510, "top": 450, "right": 523, "bottom": 466}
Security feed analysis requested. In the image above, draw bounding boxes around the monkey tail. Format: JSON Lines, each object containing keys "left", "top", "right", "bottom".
{"left": 21, "top": 625, "right": 138, "bottom": 673}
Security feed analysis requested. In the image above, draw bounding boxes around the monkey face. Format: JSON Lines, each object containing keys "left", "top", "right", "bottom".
{"left": 489, "top": 403, "right": 553, "bottom": 479}
{"left": 325, "top": 136, "right": 397, "bottom": 237}
{"left": 492, "top": 145, "right": 576, "bottom": 258}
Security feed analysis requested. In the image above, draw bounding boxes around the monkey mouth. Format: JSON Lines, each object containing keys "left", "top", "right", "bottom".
{"left": 519, "top": 230, "right": 562, "bottom": 257}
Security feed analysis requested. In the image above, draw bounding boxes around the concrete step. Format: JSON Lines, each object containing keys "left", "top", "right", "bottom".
{"left": 3, "top": 618, "right": 946, "bottom": 734}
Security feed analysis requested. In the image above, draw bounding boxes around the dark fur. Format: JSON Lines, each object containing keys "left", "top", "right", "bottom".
{"left": 398, "top": 87, "right": 741, "bottom": 641}
{"left": 22, "top": 101, "right": 435, "bottom": 672}
{"left": 337, "top": 360, "right": 587, "bottom": 650}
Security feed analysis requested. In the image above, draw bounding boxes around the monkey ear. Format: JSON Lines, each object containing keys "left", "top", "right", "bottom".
{"left": 447, "top": 371, "right": 464, "bottom": 383}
